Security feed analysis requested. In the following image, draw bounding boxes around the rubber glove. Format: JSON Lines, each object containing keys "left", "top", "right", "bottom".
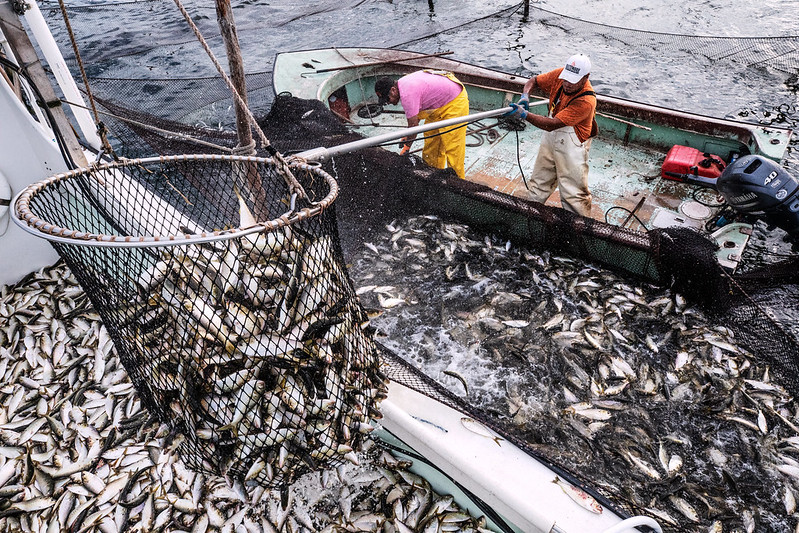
{"left": 398, "top": 137, "right": 412, "bottom": 155}
{"left": 519, "top": 93, "right": 530, "bottom": 110}
{"left": 504, "top": 102, "right": 528, "bottom": 120}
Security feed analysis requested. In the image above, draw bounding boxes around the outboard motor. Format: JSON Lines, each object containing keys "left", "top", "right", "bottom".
{"left": 663, "top": 153, "right": 799, "bottom": 239}
{"left": 716, "top": 155, "right": 799, "bottom": 238}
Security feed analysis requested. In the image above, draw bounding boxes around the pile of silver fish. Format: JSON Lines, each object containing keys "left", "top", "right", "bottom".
{"left": 350, "top": 214, "right": 799, "bottom": 533}
{"left": 0, "top": 263, "right": 489, "bottom": 533}
{"left": 109, "top": 225, "right": 388, "bottom": 488}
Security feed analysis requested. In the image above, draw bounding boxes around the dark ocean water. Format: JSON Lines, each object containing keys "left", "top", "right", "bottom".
{"left": 52, "top": 0, "right": 799, "bottom": 147}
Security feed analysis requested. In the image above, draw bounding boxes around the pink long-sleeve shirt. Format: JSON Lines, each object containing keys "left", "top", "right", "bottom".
{"left": 397, "top": 71, "right": 463, "bottom": 119}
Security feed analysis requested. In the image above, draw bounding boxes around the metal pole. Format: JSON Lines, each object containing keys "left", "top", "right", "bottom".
{"left": 23, "top": 1, "right": 102, "bottom": 151}
{"left": 215, "top": 0, "right": 269, "bottom": 217}
{"left": 297, "top": 101, "right": 546, "bottom": 162}
{"left": 523, "top": 0, "right": 530, "bottom": 19}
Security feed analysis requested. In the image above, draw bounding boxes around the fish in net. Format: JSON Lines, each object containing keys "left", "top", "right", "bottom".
{"left": 13, "top": 154, "right": 389, "bottom": 489}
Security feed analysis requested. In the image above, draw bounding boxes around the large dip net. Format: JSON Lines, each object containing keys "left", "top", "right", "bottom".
{"left": 13, "top": 154, "right": 388, "bottom": 489}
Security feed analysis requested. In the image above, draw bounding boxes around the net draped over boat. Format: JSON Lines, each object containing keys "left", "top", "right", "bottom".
{"left": 14, "top": 155, "right": 388, "bottom": 488}
{"left": 19, "top": 93, "right": 799, "bottom": 527}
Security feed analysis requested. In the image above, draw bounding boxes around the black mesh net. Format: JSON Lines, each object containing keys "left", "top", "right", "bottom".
{"left": 18, "top": 85, "right": 799, "bottom": 527}
{"left": 261, "top": 96, "right": 799, "bottom": 529}
{"left": 17, "top": 156, "right": 388, "bottom": 488}
{"left": 527, "top": 7, "right": 799, "bottom": 75}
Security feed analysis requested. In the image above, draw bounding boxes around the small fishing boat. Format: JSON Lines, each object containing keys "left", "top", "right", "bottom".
{"left": 273, "top": 47, "right": 795, "bottom": 282}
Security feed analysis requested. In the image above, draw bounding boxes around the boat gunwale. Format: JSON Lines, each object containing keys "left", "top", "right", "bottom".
{"left": 431, "top": 172, "right": 653, "bottom": 250}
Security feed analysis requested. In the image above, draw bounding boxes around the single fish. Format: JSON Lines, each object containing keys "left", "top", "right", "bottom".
{"left": 542, "top": 313, "right": 565, "bottom": 331}
{"left": 785, "top": 486, "right": 797, "bottom": 515}
{"left": 443, "top": 370, "right": 469, "bottom": 396}
{"left": 378, "top": 294, "right": 406, "bottom": 309}
{"left": 460, "top": 417, "right": 503, "bottom": 446}
{"left": 625, "top": 451, "right": 662, "bottom": 480}
{"left": 551, "top": 476, "right": 603, "bottom": 514}
{"left": 233, "top": 183, "right": 257, "bottom": 227}
{"left": 355, "top": 285, "right": 377, "bottom": 295}
{"left": 669, "top": 495, "right": 700, "bottom": 523}
{"left": 645, "top": 334, "right": 659, "bottom": 353}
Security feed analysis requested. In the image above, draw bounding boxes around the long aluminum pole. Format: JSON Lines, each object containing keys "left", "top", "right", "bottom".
{"left": 296, "top": 101, "right": 546, "bottom": 162}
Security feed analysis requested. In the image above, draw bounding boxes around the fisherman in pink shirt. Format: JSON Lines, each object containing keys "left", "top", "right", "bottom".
{"left": 375, "top": 71, "right": 469, "bottom": 179}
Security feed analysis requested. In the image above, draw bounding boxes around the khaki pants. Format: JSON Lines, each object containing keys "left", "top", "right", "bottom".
{"left": 526, "top": 125, "right": 592, "bottom": 217}
{"left": 417, "top": 89, "right": 469, "bottom": 179}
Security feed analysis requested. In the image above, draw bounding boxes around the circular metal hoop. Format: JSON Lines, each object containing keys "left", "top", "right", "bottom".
{"left": 12, "top": 154, "right": 339, "bottom": 248}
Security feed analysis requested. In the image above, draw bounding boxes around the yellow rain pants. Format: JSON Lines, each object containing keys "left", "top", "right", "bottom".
{"left": 416, "top": 77, "right": 469, "bottom": 179}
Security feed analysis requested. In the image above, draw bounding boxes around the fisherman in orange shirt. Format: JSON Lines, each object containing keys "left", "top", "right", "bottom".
{"left": 505, "top": 54, "right": 598, "bottom": 217}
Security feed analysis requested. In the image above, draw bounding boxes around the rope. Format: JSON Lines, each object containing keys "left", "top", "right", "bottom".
{"left": 232, "top": 140, "right": 257, "bottom": 156}
{"left": 170, "top": 0, "right": 307, "bottom": 201}
{"left": 55, "top": 0, "right": 118, "bottom": 160}
{"left": 604, "top": 205, "right": 649, "bottom": 230}
{"left": 59, "top": 97, "right": 236, "bottom": 154}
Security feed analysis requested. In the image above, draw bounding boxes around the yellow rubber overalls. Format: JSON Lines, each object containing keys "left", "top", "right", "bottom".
{"left": 416, "top": 71, "right": 469, "bottom": 179}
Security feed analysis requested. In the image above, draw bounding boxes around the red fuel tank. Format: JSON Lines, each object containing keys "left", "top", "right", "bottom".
{"left": 661, "top": 145, "right": 726, "bottom": 181}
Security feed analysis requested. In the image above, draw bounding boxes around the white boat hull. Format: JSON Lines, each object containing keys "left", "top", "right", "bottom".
{"left": 0, "top": 74, "right": 62, "bottom": 287}
{"left": 378, "top": 380, "right": 644, "bottom": 533}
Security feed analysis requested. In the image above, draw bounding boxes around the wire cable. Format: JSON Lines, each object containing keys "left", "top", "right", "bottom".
{"left": 514, "top": 128, "right": 529, "bottom": 190}
{"left": 605, "top": 206, "right": 649, "bottom": 230}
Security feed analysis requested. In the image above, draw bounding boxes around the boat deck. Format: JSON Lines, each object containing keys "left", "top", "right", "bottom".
{"left": 349, "top": 101, "right": 718, "bottom": 232}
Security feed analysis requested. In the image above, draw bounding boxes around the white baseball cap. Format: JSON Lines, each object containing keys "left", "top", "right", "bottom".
{"left": 559, "top": 54, "right": 591, "bottom": 84}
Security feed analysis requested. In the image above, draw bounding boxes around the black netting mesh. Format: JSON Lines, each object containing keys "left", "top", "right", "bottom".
{"left": 22, "top": 88, "right": 799, "bottom": 526}
{"left": 17, "top": 156, "right": 388, "bottom": 488}
{"left": 261, "top": 97, "right": 799, "bottom": 527}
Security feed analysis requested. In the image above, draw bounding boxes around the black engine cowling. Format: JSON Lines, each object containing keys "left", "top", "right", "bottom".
{"left": 716, "top": 155, "right": 799, "bottom": 237}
